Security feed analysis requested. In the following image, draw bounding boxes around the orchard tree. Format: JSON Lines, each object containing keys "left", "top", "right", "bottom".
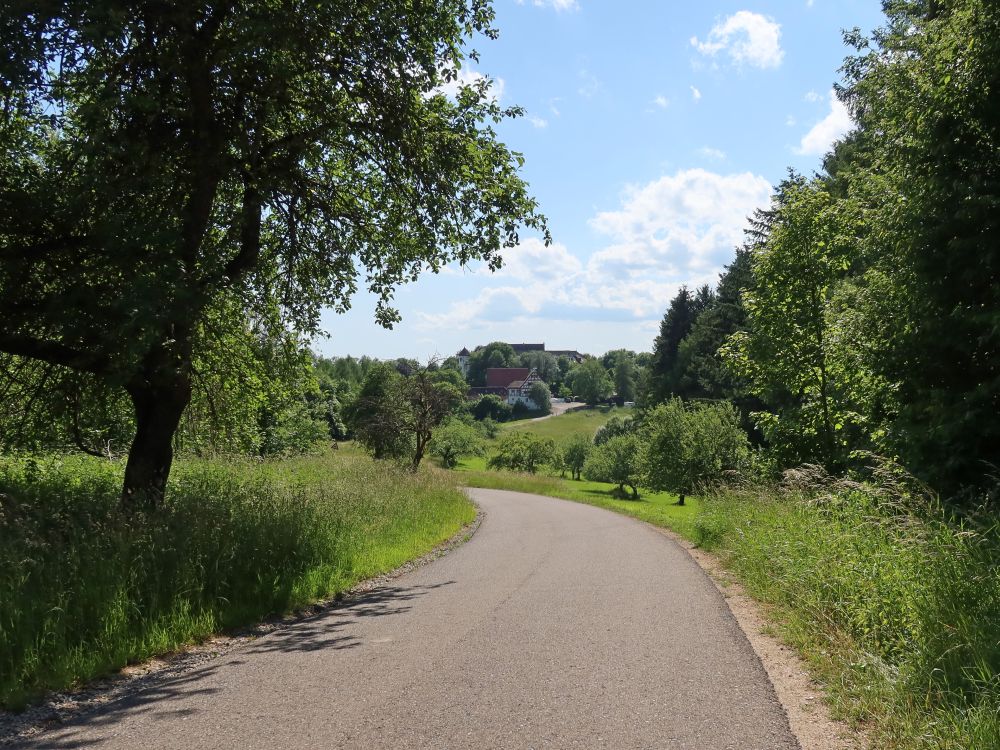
{"left": 430, "top": 419, "right": 483, "bottom": 469}
{"left": 0, "top": 2, "right": 547, "bottom": 507}
{"left": 583, "top": 433, "right": 642, "bottom": 498}
{"left": 642, "top": 399, "right": 750, "bottom": 505}
{"left": 350, "top": 365, "right": 464, "bottom": 469}
{"left": 559, "top": 433, "right": 591, "bottom": 480}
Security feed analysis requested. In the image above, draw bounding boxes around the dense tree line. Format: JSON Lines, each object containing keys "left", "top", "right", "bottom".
{"left": 645, "top": 0, "right": 1000, "bottom": 502}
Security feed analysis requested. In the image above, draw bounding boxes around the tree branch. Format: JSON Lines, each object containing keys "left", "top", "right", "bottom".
{"left": 0, "top": 334, "right": 110, "bottom": 374}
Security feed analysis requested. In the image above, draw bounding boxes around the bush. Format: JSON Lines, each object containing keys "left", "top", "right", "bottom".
{"left": 472, "top": 394, "right": 512, "bottom": 423}
{"left": 487, "top": 432, "right": 556, "bottom": 474}
{"left": 583, "top": 433, "right": 643, "bottom": 498}
{"left": 430, "top": 420, "right": 484, "bottom": 469}
{"left": 0, "top": 452, "right": 473, "bottom": 709}
{"left": 528, "top": 381, "right": 552, "bottom": 414}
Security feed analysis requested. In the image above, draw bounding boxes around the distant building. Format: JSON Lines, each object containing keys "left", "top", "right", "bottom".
{"left": 509, "top": 343, "right": 545, "bottom": 355}
{"left": 469, "top": 367, "right": 545, "bottom": 409}
{"left": 456, "top": 347, "right": 471, "bottom": 378}
{"left": 547, "top": 349, "right": 585, "bottom": 364}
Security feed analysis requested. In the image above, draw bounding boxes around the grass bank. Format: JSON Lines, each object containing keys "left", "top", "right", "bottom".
{"left": 0, "top": 452, "right": 474, "bottom": 709}
{"left": 690, "top": 485, "right": 1000, "bottom": 749}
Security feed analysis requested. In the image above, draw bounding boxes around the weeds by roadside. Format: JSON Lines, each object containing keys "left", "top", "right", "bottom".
{"left": 692, "top": 470, "right": 1000, "bottom": 749}
{"left": 0, "top": 452, "right": 473, "bottom": 709}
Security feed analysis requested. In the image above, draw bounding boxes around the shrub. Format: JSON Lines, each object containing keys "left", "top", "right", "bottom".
{"left": 583, "top": 433, "right": 643, "bottom": 498}
{"left": 487, "top": 432, "right": 556, "bottom": 474}
{"left": 430, "top": 420, "right": 484, "bottom": 469}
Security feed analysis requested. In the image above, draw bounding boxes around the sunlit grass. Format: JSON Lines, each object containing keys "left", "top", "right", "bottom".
{"left": 0, "top": 451, "right": 473, "bottom": 709}
{"left": 691, "top": 487, "right": 1000, "bottom": 749}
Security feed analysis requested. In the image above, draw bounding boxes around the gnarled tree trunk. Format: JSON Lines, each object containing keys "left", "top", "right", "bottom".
{"left": 121, "top": 347, "right": 193, "bottom": 510}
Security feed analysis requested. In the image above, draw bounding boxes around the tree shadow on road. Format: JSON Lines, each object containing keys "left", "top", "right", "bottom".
{"left": 4, "top": 580, "right": 455, "bottom": 749}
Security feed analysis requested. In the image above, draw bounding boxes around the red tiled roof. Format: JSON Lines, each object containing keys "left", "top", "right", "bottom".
{"left": 486, "top": 367, "right": 530, "bottom": 388}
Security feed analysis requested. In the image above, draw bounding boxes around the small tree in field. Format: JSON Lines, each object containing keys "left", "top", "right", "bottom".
{"left": 430, "top": 420, "right": 484, "bottom": 469}
{"left": 583, "top": 433, "right": 642, "bottom": 498}
{"left": 641, "top": 399, "right": 750, "bottom": 505}
{"left": 488, "top": 432, "right": 555, "bottom": 474}
{"left": 560, "top": 434, "right": 591, "bottom": 480}
{"left": 350, "top": 366, "right": 463, "bottom": 470}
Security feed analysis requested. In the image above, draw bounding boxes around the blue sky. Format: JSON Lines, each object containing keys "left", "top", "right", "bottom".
{"left": 317, "top": 0, "right": 884, "bottom": 361}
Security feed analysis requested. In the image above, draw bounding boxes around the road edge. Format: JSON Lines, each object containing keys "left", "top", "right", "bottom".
{"left": 647, "top": 522, "right": 867, "bottom": 750}
{"left": 1, "top": 506, "right": 485, "bottom": 744}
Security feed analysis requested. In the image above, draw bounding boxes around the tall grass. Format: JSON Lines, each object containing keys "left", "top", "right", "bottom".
{"left": 0, "top": 452, "right": 474, "bottom": 709}
{"left": 692, "top": 475, "right": 1000, "bottom": 749}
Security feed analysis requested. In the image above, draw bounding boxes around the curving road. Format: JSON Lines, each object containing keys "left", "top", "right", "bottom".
{"left": 16, "top": 489, "right": 798, "bottom": 749}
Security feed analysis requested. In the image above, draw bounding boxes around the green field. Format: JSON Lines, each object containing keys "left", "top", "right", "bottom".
{"left": 454, "top": 406, "right": 701, "bottom": 537}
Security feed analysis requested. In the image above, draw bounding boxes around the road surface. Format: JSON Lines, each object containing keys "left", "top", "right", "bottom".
{"left": 15, "top": 489, "right": 798, "bottom": 749}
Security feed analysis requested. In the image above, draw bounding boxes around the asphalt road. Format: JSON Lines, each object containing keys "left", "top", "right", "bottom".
{"left": 18, "top": 489, "right": 799, "bottom": 750}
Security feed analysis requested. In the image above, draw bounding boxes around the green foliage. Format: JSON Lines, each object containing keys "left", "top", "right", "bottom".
{"left": 465, "top": 342, "right": 518, "bottom": 386}
{"left": 613, "top": 356, "right": 637, "bottom": 402}
{"left": 349, "top": 365, "right": 463, "bottom": 469}
{"left": 593, "top": 415, "right": 634, "bottom": 446}
{"left": 692, "top": 479, "right": 1000, "bottom": 748}
{"left": 567, "top": 358, "right": 613, "bottom": 405}
{"left": 0, "top": 3, "right": 547, "bottom": 502}
{"left": 583, "top": 433, "right": 643, "bottom": 497}
{"left": 487, "top": 432, "right": 556, "bottom": 474}
{"left": 839, "top": 0, "right": 1000, "bottom": 496}
{"left": 430, "top": 419, "right": 484, "bottom": 469}
{"left": 471, "top": 394, "right": 513, "bottom": 422}
{"left": 641, "top": 399, "right": 750, "bottom": 502}
{"left": 0, "top": 452, "right": 474, "bottom": 709}
{"left": 648, "top": 285, "right": 714, "bottom": 403}
{"left": 527, "top": 380, "right": 552, "bottom": 414}
{"left": 559, "top": 433, "right": 592, "bottom": 480}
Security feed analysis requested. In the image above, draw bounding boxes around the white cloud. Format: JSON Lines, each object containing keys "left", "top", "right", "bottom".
{"left": 652, "top": 94, "right": 669, "bottom": 109}
{"left": 548, "top": 98, "right": 563, "bottom": 117}
{"left": 515, "top": 0, "right": 580, "bottom": 11}
{"left": 786, "top": 115, "right": 797, "bottom": 127}
{"left": 417, "top": 169, "right": 772, "bottom": 330}
{"left": 435, "top": 67, "right": 505, "bottom": 102}
{"left": 804, "top": 90, "right": 822, "bottom": 103}
{"left": 528, "top": 115, "right": 549, "bottom": 128}
{"left": 691, "top": 11, "right": 784, "bottom": 69}
{"left": 690, "top": 85, "right": 702, "bottom": 101}
{"left": 796, "top": 90, "right": 853, "bottom": 155}
{"left": 699, "top": 146, "right": 726, "bottom": 161}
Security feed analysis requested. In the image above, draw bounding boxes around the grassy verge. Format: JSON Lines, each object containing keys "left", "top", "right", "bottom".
{"left": 457, "top": 407, "right": 1000, "bottom": 747}
{"left": 0, "top": 452, "right": 474, "bottom": 709}
{"left": 688, "top": 486, "right": 1000, "bottom": 749}
{"left": 457, "top": 458, "right": 700, "bottom": 538}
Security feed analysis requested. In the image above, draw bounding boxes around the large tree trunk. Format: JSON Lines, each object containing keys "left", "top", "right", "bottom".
{"left": 122, "top": 371, "right": 192, "bottom": 510}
